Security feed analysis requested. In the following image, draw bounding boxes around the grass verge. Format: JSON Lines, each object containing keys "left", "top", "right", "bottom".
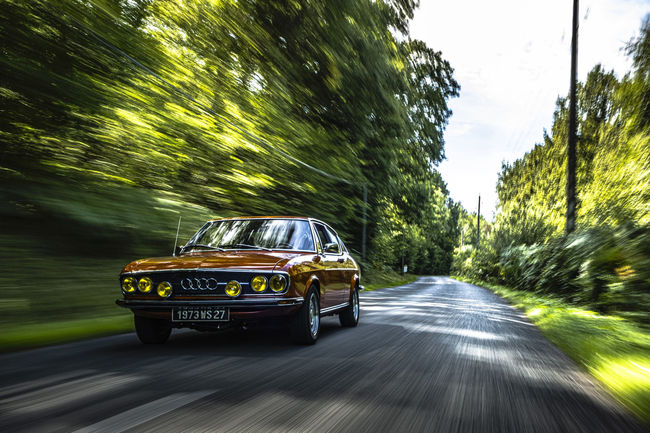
{"left": 0, "top": 270, "right": 417, "bottom": 353}
{"left": 0, "top": 314, "right": 133, "bottom": 353}
{"left": 1, "top": 270, "right": 419, "bottom": 353}
{"left": 364, "top": 271, "right": 417, "bottom": 291}
{"left": 452, "top": 275, "right": 650, "bottom": 426}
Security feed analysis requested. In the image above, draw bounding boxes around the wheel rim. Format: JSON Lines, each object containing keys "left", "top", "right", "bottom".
{"left": 309, "top": 293, "right": 319, "bottom": 337}
{"left": 353, "top": 290, "right": 359, "bottom": 321}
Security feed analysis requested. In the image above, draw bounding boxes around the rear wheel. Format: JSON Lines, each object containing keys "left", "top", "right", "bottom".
{"left": 291, "top": 286, "right": 320, "bottom": 345}
{"left": 134, "top": 315, "right": 172, "bottom": 344}
{"left": 339, "top": 287, "right": 359, "bottom": 327}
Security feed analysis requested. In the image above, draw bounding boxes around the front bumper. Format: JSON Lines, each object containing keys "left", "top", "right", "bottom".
{"left": 116, "top": 297, "right": 303, "bottom": 321}
{"left": 116, "top": 297, "right": 304, "bottom": 309}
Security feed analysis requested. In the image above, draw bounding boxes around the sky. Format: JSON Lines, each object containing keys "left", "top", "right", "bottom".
{"left": 410, "top": 0, "right": 650, "bottom": 220}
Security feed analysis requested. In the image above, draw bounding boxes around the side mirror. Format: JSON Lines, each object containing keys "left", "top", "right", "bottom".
{"left": 323, "top": 242, "right": 340, "bottom": 254}
{"left": 174, "top": 245, "right": 184, "bottom": 256}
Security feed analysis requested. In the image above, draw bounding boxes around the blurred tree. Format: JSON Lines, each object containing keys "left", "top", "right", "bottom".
{"left": 454, "top": 15, "right": 650, "bottom": 315}
{"left": 0, "top": 0, "right": 460, "bottom": 274}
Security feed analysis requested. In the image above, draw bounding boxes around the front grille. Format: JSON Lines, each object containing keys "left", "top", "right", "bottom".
{"left": 121, "top": 270, "right": 287, "bottom": 297}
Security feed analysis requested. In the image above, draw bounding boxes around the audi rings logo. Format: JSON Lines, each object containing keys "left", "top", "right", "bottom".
{"left": 181, "top": 277, "right": 219, "bottom": 291}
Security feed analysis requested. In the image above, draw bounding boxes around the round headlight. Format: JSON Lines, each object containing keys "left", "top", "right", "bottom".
{"left": 251, "top": 275, "right": 267, "bottom": 292}
{"left": 270, "top": 275, "right": 286, "bottom": 292}
{"left": 138, "top": 277, "right": 153, "bottom": 293}
{"left": 225, "top": 280, "right": 241, "bottom": 297}
{"left": 122, "top": 277, "right": 136, "bottom": 293}
{"left": 157, "top": 281, "right": 172, "bottom": 298}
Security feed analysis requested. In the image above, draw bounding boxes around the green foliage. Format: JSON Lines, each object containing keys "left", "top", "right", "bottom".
{"left": 0, "top": 316, "right": 133, "bottom": 353}
{"left": 0, "top": 0, "right": 462, "bottom": 340}
{"left": 494, "top": 226, "right": 650, "bottom": 313}
{"left": 0, "top": 176, "right": 217, "bottom": 332}
{"left": 450, "top": 208, "right": 496, "bottom": 279}
{"left": 369, "top": 178, "right": 459, "bottom": 274}
{"left": 454, "top": 16, "right": 650, "bottom": 320}
{"left": 362, "top": 269, "right": 417, "bottom": 292}
{"left": 1, "top": 0, "right": 460, "bottom": 277}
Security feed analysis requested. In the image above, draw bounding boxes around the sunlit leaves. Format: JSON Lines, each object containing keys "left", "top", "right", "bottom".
{"left": 454, "top": 16, "right": 650, "bottom": 315}
{"left": 1, "top": 0, "right": 460, "bottom": 273}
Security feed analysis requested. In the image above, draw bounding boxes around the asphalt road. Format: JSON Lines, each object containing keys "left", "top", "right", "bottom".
{"left": 0, "top": 277, "right": 645, "bottom": 433}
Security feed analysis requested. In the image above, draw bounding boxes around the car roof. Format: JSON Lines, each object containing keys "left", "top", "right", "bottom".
{"left": 207, "top": 216, "right": 333, "bottom": 228}
{"left": 208, "top": 216, "right": 310, "bottom": 222}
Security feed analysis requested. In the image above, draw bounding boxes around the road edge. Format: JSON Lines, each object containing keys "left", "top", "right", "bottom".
{"left": 450, "top": 275, "right": 650, "bottom": 429}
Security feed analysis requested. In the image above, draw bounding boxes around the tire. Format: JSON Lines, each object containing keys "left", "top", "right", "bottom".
{"left": 339, "top": 287, "right": 360, "bottom": 327}
{"left": 291, "top": 286, "right": 320, "bottom": 345}
{"left": 134, "top": 314, "right": 172, "bottom": 344}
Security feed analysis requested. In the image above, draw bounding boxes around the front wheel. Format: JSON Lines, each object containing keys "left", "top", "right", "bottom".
{"left": 134, "top": 314, "right": 172, "bottom": 344}
{"left": 339, "top": 287, "right": 360, "bottom": 327}
{"left": 290, "top": 287, "right": 320, "bottom": 345}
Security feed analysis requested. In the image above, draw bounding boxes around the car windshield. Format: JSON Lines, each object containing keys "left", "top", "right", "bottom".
{"left": 186, "top": 219, "right": 315, "bottom": 252}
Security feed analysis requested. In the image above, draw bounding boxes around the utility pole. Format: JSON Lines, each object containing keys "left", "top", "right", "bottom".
{"left": 476, "top": 195, "right": 481, "bottom": 249}
{"left": 566, "top": 0, "right": 579, "bottom": 234}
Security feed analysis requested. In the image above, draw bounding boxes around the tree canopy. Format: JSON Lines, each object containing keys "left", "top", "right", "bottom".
{"left": 1, "top": 0, "right": 460, "bottom": 274}
{"left": 453, "top": 16, "right": 650, "bottom": 316}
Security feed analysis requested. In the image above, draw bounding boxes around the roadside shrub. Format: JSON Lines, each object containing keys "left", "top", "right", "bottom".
{"left": 451, "top": 243, "right": 500, "bottom": 282}
{"left": 486, "top": 224, "right": 650, "bottom": 318}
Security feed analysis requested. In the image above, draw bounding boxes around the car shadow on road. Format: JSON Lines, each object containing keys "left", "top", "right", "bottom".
{"left": 107, "top": 316, "right": 346, "bottom": 357}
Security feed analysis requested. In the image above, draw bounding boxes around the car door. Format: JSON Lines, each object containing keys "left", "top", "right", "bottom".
{"left": 313, "top": 223, "right": 348, "bottom": 306}
{"left": 312, "top": 222, "right": 344, "bottom": 308}
{"left": 335, "top": 235, "right": 357, "bottom": 303}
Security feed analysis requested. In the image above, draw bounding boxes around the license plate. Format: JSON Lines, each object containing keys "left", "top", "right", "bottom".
{"left": 172, "top": 307, "right": 229, "bottom": 322}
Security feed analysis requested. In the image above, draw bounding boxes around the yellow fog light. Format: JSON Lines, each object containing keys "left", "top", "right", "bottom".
{"left": 251, "top": 275, "right": 267, "bottom": 292}
{"left": 225, "top": 280, "right": 241, "bottom": 297}
{"left": 157, "top": 281, "right": 172, "bottom": 298}
{"left": 270, "top": 275, "right": 286, "bottom": 292}
{"left": 122, "top": 277, "right": 136, "bottom": 293}
{"left": 138, "top": 277, "right": 153, "bottom": 293}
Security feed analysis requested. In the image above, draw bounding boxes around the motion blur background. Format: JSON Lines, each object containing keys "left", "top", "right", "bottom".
{"left": 1, "top": 0, "right": 462, "bottom": 336}
{"left": 0, "top": 0, "right": 649, "bottom": 384}
{"left": 1, "top": 0, "right": 649, "bottom": 423}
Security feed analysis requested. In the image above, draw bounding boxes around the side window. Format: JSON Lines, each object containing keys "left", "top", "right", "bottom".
{"left": 313, "top": 224, "right": 327, "bottom": 251}
{"left": 314, "top": 224, "right": 341, "bottom": 254}
{"left": 338, "top": 236, "right": 348, "bottom": 253}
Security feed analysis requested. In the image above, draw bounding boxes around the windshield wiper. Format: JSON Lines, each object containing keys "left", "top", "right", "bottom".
{"left": 219, "top": 243, "right": 272, "bottom": 251}
{"left": 182, "top": 243, "right": 225, "bottom": 252}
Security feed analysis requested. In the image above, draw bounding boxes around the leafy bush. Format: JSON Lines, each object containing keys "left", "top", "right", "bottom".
{"left": 455, "top": 20, "right": 650, "bottom": 322}
{"left": 455, "top": 225, "right": 650, "bottom": 320}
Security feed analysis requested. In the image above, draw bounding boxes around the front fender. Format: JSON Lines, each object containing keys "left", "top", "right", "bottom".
{"left": 305, "top": 274, "right": 321, "bottom": 298}
{"left": 348, "top": 273, "right": 360, "bottom": 297}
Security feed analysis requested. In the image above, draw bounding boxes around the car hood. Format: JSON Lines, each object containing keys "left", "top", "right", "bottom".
{"left": 121, "top": 251, "right": 300, "bottom": 273}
